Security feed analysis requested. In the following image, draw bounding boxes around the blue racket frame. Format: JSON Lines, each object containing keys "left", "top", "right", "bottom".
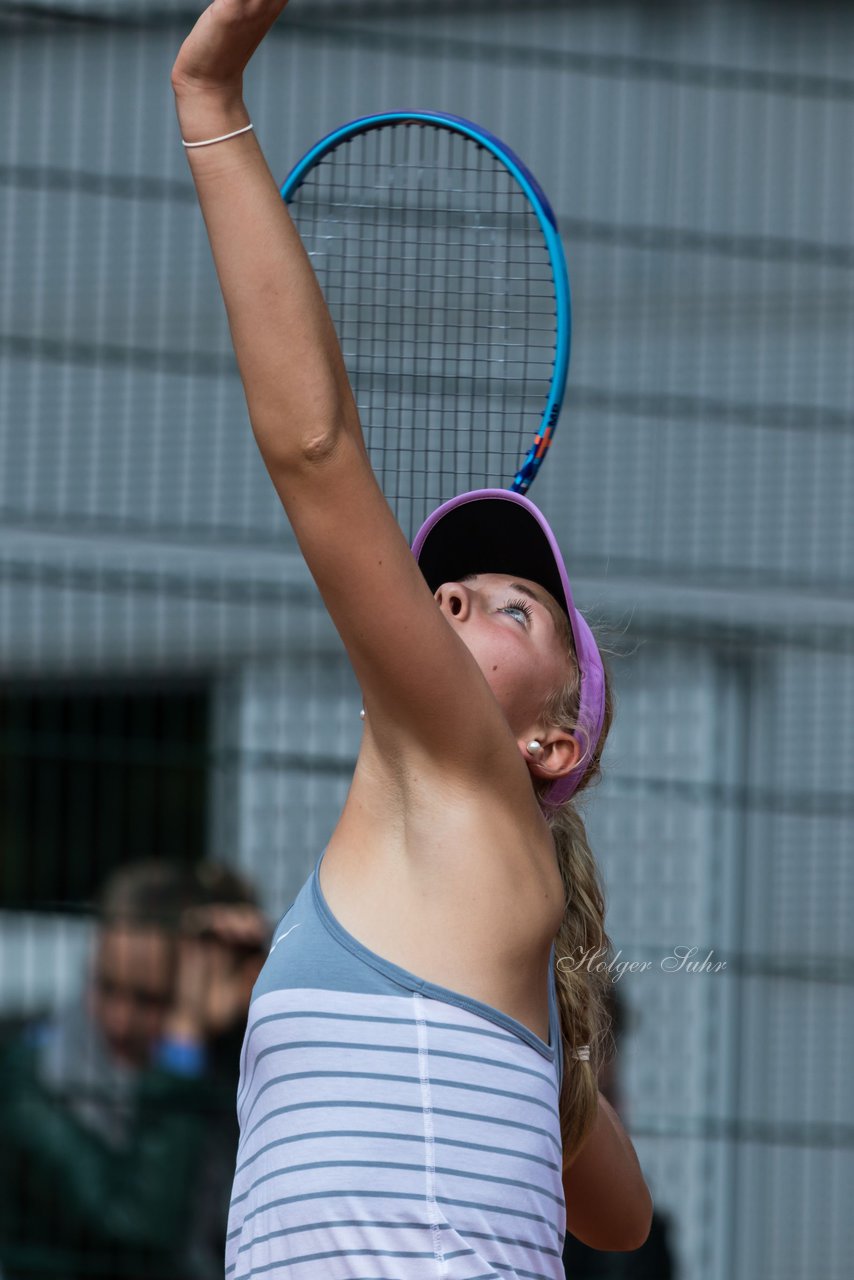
{"left": 280, "top": 110, "right": 571, "bottom": 495}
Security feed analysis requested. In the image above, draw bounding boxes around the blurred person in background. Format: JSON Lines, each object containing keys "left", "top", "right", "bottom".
{"left": 563, "top": 983, "right": 677, "bottom": 1278}
{"left": 0, "top": 859, "right": 271, "bottom": 1280}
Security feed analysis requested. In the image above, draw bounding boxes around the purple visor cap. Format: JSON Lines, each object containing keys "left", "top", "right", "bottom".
{"left": 411, "top": 488, "right": 605, "bottom": 805}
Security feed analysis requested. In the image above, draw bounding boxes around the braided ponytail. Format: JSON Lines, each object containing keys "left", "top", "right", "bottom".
{"left": 537, "top": 634, "right": 616, "bottom": 1160}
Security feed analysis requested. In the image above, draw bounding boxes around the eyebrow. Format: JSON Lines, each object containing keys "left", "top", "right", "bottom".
{"left": 508, "top": 582, "right": 547, "bottom": 608}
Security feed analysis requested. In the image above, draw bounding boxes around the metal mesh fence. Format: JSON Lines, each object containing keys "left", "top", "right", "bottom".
{"left": 1, "top": 2, "right": 852, "bottom": 1279}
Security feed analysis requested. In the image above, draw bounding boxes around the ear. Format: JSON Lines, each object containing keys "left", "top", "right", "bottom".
{"left": 519, "top": 728, "right": 582, "bottom": 783}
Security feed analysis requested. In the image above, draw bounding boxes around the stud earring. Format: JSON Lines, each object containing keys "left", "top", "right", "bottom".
{"left": 526, "top": 740, "right": 542, "bottom": 754}
{"left": 359, "top": 708, "right": 366, "bottom": 720}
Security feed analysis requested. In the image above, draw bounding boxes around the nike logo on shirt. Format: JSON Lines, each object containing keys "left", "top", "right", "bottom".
{"left": 269, "top": 922, "right": 302, "bottom": 954}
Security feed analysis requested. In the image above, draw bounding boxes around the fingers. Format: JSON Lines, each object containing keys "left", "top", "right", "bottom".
{"left": 163, "top": 900, "right": 270, "bottom": 1042}
{"left": 170, "top": 921, "right": 262, "bottom": 1038}
{"left": 181, "top": 903, "right": 271, "bottom": 952}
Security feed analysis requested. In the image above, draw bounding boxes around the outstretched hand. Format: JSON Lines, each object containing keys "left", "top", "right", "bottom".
{"left": 171, "top": 0, "right": 291, "bottom": 98}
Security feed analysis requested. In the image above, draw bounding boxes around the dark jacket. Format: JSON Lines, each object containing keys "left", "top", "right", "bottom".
{"left": 0, "top": 1003, "right": 235, "bottom": 1280}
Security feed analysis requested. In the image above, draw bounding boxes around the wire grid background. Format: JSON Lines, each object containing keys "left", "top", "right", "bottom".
{"left": 1, "top": 2, "right": 853, "bottom": 1279}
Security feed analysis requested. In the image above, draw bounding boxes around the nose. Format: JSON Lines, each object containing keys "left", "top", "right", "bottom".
{"left": 434, "top": 582, "right": 471, "bottom": 621}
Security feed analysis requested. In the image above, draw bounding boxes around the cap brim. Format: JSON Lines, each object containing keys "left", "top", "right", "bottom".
{"left": 412, "top": 489, "right": 576, "bottom": 622}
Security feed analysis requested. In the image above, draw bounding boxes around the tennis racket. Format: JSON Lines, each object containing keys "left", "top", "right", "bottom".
{"left": 280, "top": 111, "right": 571, "bottom": 537}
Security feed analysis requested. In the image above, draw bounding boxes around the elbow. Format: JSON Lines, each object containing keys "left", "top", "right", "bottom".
{"left": 296, "top": 426, "right": 343, "bottom": 466}
{"left": 255, "top": 418, "right": 345, "bottom": 474}
{"left": 567, "top": 1184, "right": 655, "bottom": 1254}
{"left": 610, "top": 1189, "right": 655, "bottom": 1252}
{"left": 613, "top": 1223, "right": 652, "bottom": 1254}
{"left": 580, "top": 1216, "right": 652, "bottom": 1255}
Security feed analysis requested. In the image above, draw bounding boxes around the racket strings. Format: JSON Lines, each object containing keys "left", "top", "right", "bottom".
{"left": 291, "top": 123, "right": 558, "bottom": 535}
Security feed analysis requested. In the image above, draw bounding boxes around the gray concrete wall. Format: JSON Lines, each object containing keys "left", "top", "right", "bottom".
{"left": 2, "top": 5, "right": 852, "bottom": 1278}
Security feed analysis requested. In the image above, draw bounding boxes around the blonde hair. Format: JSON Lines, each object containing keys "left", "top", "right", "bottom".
{"left": 535, "top": 616, "right": 616, "bottom": 1162}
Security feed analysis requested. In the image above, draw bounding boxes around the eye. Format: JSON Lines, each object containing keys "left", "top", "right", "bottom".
{"left": 499, "top": 597, "right": 534, "bottom": 626}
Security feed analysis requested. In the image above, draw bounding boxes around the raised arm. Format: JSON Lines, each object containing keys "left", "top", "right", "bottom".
{"left": 171, "top": 2, "right": 539, "bottom": 803}
{"left": 171, "top": 1, "right": 364, "bottom": 474}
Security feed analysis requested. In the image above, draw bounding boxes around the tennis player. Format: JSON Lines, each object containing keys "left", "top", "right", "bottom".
{"left": 172, "top": 3, "right": 653, "bottom": 1276}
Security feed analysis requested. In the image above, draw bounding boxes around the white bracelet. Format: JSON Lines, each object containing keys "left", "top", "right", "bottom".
{"left": 571, "top": 1045, "right": 591, "bottom": 1062}
{"left": 182, "top": 122, "right": 254, "bottom": 149}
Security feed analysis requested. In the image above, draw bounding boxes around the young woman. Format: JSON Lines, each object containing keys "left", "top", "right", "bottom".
{"left": 171, "top": 3, "right": 653, "bottom": 1276}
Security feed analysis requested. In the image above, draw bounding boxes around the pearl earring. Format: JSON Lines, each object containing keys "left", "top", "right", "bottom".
{"left": 526, "top": 740, "right": 542, "bottom": 754}
{"left": 359, "top": 708, "right": 366, "bottom": 720}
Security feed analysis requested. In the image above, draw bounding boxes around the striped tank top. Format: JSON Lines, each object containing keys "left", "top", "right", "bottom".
{"left": 225, "top": 846, "right": 567, "bottom": 1280}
